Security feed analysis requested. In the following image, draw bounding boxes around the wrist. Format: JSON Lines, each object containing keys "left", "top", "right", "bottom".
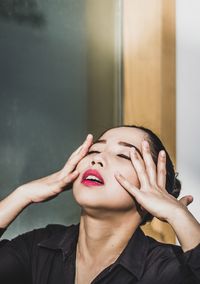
{"left": 15, "top": 186, "right": 33, "bottom": 206}
{"left": 166, "top": 205, "right": 200, "bottom": 251}
{"left": 0, "top": 186, "right": 32, "bottom": 229}
{"left": 165, "top": 205, "right": 188, "bottom": 225}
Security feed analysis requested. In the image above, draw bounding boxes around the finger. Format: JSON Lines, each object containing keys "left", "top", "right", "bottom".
{"left": 62, "top": 134, "right": 93, "bottom": 175}
{"left": 179, "top": 195, "right": 193, "bottom": 207}
{"left": 70, "top": 144, "right": 84, "bottom": 158}
{"left": 142, "top": 140, "right": 157, "bottom": 185}
{"left": 115, "top": 172, "right": 141, "bottom": 200}
{"left": 130, "top": 147, "right": 150, "bottom": 189}
{"left": 51, "top": 170, "right": 80, "bottom": 193}
{"left": 69, "top": 134, "right": 93, "bottom": 158}
{"left": 157, "top": 150, "right": 167, "bottom": 190}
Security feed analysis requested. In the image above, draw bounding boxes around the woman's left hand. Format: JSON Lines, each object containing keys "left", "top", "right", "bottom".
{"left": 115, "top": 140, "right": 193, "bottom": 223}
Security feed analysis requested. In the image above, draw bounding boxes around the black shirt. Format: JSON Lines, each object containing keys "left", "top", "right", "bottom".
{"left": 0, "top": 224, "right": 199, "bottom": 284}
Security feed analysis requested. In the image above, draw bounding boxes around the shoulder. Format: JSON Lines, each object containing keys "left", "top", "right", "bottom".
{"left": 143, "top": 236, "right": 184, "bottom": 280}
{"left": 2, "top": 223, "right": 79, "bottom": 251}
{"left": 145, "top": 235, "right": 183, "bottom": 266}
{"left": 24, "top": 223, "right": 78, "bottom": 241}
{"left": 144, "top": 236, "right": 200, "bottom": 283}
{"left": 134, "top": 228, "right": 183, "bottom": 265}
{"left": 40, "top": 223, "right": 76, "bottom": 236}
{"left": 146, "top": 235, "right": 182, "bottom": 256}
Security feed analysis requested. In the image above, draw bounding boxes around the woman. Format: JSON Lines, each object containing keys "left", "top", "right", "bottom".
{"left": 0, "top": 125, "right": 199, "bottom": 284}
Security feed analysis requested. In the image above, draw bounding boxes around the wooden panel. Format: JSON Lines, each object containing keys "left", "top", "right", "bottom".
{"left": 161, "top": 0, "right": 176, "bottom": 162}
{"left": 123, "top": 0, "right": 176, "bottom": 243}
{"left": 123, "top": 0, "right": 162, "bottom": 134}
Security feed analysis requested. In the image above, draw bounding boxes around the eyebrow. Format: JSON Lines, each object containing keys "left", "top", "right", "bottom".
{"left": 92, "top": 139, "right": 143, "bottom": 158}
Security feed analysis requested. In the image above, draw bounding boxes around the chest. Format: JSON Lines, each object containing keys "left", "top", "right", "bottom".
{"left": 32, "top": 248, "right": 184, "bottom": 284}
{"left": 74, "top": 261, "right": 112, "bottom": 284}
{"left": 74, "top": 264, "right": 136, "bottom": 284}
{"left": 32, "top": 248, "right": 135, "bottom": 284}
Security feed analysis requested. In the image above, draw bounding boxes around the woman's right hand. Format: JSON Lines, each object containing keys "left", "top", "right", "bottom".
{"left": 18, "top": 134, "right": 93, "bottom": 204}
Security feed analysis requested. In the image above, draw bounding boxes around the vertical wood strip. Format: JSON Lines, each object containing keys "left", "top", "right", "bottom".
{"left": 123, "top": 0, "right": 162, "bottom": 134}
{"left": 123, "top": 0, "right": 176, "bottom": 243}
{"left": 161, "top": 0, "right": 176, "bottom": 163}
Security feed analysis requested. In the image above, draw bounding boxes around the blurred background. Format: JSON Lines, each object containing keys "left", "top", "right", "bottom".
{"left": 0, "top": 0, "right": 199, "bottom": 241}
{"left": 0, "top": 0, "right": 122, "bottom": 239}
{"left": 176, "top": 0, "right": 200, "bottom": 226}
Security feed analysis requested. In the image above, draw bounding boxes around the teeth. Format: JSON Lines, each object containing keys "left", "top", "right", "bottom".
{"left": 85, "top": 175, "right": 102, "bottom": 183}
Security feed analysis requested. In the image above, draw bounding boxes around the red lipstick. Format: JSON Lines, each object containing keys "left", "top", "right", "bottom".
{"left": 81, "top": 169, "right": 105, "bottom": 187}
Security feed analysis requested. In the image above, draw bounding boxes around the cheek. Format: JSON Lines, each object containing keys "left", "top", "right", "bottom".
{"left": 122, "top": 170, "right": 140, "bottom": 189}
{"left": 108, "top": 165, "right": 140, "bottom": 203}
{"left": 75, "top": 156, "right": 88, "bottom": 171}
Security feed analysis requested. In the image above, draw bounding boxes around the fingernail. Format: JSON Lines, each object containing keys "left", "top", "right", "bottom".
{"left": 130, "top": 147, "right": 137, "bottom": 157}
{"left": 86, "top": 134, "right": 93, "bottom": 140}
{"left": 115, "top": 172, "right": 123, "bottom": 178}
{"left": 143, "top": 140, "right": 149, "bottom": 149}
{"left": 82, "top": 134, "right": 92, "bottom": 147}
{"left": 160, "top": 150, "right": 165, "bottom": 157}
{"left": 130, "top": 147, "right": 136, "bottom": 153}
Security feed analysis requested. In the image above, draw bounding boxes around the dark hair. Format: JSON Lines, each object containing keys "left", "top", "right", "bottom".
{"left": 98, "top": 125, "right": 181, "bottom": 225}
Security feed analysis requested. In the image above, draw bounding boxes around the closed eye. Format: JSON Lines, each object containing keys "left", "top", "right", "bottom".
{"left": 87, "top": 150, "right": 100, "bottom": 155}
{"left": 87, "top": 151, "right": 131, "bottom": 161}
{"left": 117, "top": 154, "right": 131, "bottom": 161}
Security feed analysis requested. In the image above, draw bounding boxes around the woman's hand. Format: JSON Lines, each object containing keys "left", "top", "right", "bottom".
{"left": 0, "top": 134, "right": 93, "bottom": 229}
{"left": 18, "top": 134, "right": 93, "bottom": 204}
{"left": 115, "top": 140, "right": 193, "bottom": 222}
{"left": 115, "top": 140, "right": 200, "bottom": 251}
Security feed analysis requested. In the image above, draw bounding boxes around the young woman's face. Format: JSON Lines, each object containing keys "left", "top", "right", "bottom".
{"left": 73, "top": 127, "right": 147, "bottom": 213}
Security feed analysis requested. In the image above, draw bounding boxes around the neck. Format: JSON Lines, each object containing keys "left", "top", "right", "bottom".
{"left": 76, "top": 208, "right": 141, "bottom": 265}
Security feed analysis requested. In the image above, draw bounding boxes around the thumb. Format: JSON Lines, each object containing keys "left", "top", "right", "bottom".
{"left": 179, "top": 195, "right": 193, "bottom": 207}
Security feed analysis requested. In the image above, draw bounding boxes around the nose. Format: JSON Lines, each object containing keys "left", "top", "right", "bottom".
{"left": 90, "top": 154, "right": 105, "bottom": 167}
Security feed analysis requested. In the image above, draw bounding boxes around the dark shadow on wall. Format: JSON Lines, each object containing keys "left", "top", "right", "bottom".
{"left": 0, "top": 0, "right": 45, "bottom": 27}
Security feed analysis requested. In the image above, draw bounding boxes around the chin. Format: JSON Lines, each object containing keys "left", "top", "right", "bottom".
{"left": 72, "top": 184, "right": 136, "bottom": 213}
{"left": 72, "top": 185, "right": 105, "bottom": 208}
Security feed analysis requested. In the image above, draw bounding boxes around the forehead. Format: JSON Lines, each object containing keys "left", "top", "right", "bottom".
{"left": 99, "top": 127, "right": 147, "bottom": 150}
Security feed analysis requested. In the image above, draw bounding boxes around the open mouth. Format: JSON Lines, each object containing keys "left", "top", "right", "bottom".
{"left": 81, "top": 169, "right": 105, "bottom": 187}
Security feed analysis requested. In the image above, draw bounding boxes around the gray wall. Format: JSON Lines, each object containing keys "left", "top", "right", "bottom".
{"left": 0, "top": 0, "right": 88, "bottom": 239}
{"left": 0, "top": 0, "right": 122, "bottom": 239}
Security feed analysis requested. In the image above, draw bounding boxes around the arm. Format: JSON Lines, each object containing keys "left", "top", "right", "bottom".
{"left": 0, "top": 134, "right": 93, "bottom": 230}
{"left": 167, "top": 206, "right": 200, "bottom": 252}
{"left": 0, "top": 187, "right": 31, "bottom": 230}
{"left": 115, "top": 140, "right": 200, "bottom": 252}
{"left": 0, "top": 135, "right": 93, "bottom": 283}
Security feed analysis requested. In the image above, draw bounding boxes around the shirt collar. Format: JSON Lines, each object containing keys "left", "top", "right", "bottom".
{"left": 38, "top": 224, "right": 149, "bottom": 280}
{"left": 116, "top": 226, "right": 149, "bottom": 280}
